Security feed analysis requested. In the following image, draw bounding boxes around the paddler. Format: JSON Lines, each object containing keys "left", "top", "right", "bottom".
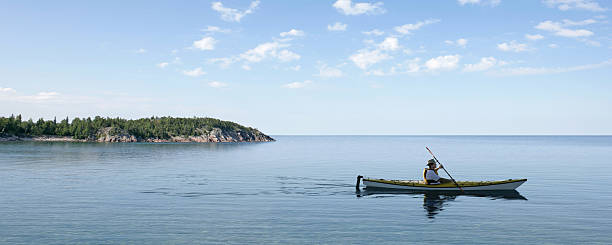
{"left": 424, "top": 159, "right": 451, "bottom": 184}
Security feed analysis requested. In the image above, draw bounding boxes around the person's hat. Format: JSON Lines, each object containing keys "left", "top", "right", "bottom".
{"left": 427, "top": 159, "right": 436, "bottom": 165}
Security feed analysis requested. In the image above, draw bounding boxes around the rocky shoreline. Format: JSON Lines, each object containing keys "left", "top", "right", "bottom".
{"left": 0, "top": 127, "right": 274, "bottom": 143}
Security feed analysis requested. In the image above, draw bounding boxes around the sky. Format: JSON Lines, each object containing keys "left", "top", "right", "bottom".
{"left": 0, "top": 0, "right": 611, "bottom": 135}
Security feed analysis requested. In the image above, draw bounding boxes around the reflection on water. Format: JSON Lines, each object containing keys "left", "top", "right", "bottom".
{"left": 357, "top": 188, "right": 527, "bottom": 218}
{"left": 422, "top": 192, "right": 457, "bottom": 219}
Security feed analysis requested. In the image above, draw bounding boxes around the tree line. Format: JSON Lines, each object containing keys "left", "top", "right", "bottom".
{"left": 0, "top": 115, "right": 259, "bottom": 139}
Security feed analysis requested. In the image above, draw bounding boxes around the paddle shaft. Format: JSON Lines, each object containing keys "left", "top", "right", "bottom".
{"left": 426, "top": 147, "right": 463, "bottom": 192}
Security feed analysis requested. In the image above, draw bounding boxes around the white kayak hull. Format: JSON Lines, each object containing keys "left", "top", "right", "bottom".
{"left": 362, "top": 179, "right": 526, "bottom": 191}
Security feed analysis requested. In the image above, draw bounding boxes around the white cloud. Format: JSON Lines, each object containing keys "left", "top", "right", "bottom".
{"left": 366, "top": 58, "right": 422, "bottom": 76}
{"left": 365, "top": 69, "right": 387, "bottom": 76}
{"left": 349, "top": 49, "right": 391, "bottom": 69}
{"left": 280, "top": 29, "right": 305, "bottom": 37}
{"left": 0, "top": 87, "right": 16, "bottom": 93}
{"left": 211, "top": 1, "right": 260, "bottom": 22}
{"left": 535, "top": 20, "right": 594, "bottom": 38}
{"left": 497, "top": 41, "right": 529, "bottom": 52}
{"left": 378, "top": 37, "right": 400, "bottom": 51}
{"left": 208, "top": 81, "right": 228, "bottom": 88}
{"left": 283, "top": 80, "right": 312, "bottom": 89}
{"left": 202, "top": 26, "right": 231, "bottom": 33}
{"left": 543, "top": 0, "right": 606, "bottom": 11}
{"left": 525, "top": 34, "right": 544, "bottom": 40}
{"left": 157, "top": 62, "right": 169, "bottom": 68}
{"left": 349, "top": 36, "right": 405, "bottom": 70}
{"left": 580, "top": 39, "right": 601, "bottom": 46}
{"left": 395, "top": 58, "right": 422, "bottom": 73}
{"left": 445, "top": 38, "right": 468, "bottom": 47}
{"left": 403, "top": 48, "right": 414, "bottom": 55}
{"left": 425, "top": 55, "right": 460, "bottom": 71}
{"left": 458, "top": 0, "right": 501, "bottom": 6}
{"left": 209, "top": 37, "right": 301, "bottom": 68}
{"left": 497, "top": 59, "right": 612, "bottom": 75}
{"left": 276, "top": 50, "right": 301, "bottom": 62}
{"left": 208, "top": 57, "right": 235, "bottom": 68}
{"left": 316, "top": 64, "right": 344, "bottom": 78}
{"left": 556, "top": 29, "right": 594, "bottom": 37}
{"left": 182, "top": 67, "right": 206, "bottom": 77}
{"left": 289, "top": 65, "right": 301, "bottom": 71}
{"left": 240, "top": 42, "right": 284, "bottom": 63}
{"left": 0, "top": 88, "right": 63, "bottom": 103}
{"left": 239, "top": 42, "right": 300, "bottom": 63}
{"left": 463, "top": 57, "right": 498, "bottom": 72}
{"left": 456, "top": 38, "right": 468, "bottom": 47}
{"left": 193, "top": 36, "right": 217, "bottom": 50}
{"left": 0, "top": 90, "right": 155, "bottom": 107}
{"left": 562, "top": 18, "right": 598, "bottom": 26}
{"left": 362, "top": 29, "right": 384, "bottom": 36}
{"left": 549, "top": 43, "right": 560, "bottom": 48}
{"left": 205, "top": 27, "right": 305, "bottom": 69}
{"left": 394, "top": 19, "right": 440, "bottom": 35}
{"left": 328, "top": 22, "right": 348, "bottom": 31}
{"left": 458, "top": 0, "right": 481, "bottom": 4}
{"left": 332, "top": 0, "right": 385, "bottom": 15}
{"left": 136, "top": 48, "right": 147, "bottom": 54}
{"left": 363, "top": 39, "right": 375, "bottom": 45}
{"left": 20, "top": 92, "right": 61, "bottom": 102}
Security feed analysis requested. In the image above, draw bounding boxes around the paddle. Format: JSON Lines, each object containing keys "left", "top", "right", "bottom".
{"left": 426, "top": 147, "right": 464, "bottom": 192}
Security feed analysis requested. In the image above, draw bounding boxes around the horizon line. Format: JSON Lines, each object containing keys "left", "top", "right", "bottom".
{"left": 268, "top": 134, "right": 612, "bottom": 136}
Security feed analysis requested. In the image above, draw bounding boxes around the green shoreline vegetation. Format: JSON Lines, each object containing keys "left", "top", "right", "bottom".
{"left": 0, "top": 115, "right": 273, "bottom": 142}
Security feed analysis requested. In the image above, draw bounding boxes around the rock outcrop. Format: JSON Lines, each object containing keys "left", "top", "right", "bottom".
{"left": 92, "top": 126, "right": 274, "bottom": 143}
{"left": 96, "top": 127, "right": 138, "bottom": 142}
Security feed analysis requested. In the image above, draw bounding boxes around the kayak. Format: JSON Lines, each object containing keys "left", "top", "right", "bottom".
{"left": 359, "top": 176, "right": 526, "bottom": 191}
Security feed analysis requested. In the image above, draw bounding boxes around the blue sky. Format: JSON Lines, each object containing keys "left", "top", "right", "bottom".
{"left": 1, "top": 0, "right": 611, "bottom": 135}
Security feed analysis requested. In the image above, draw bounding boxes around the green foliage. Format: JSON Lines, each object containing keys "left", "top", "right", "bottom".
{"left": 0, "top": 115, "right": 259, "bottom": 140}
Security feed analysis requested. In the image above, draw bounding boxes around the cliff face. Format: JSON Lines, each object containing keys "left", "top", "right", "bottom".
{"left": 95, "top": 127, "right": 274, "bottom": 143}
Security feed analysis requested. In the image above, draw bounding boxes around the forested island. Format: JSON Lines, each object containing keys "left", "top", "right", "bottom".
{"left": 0, "top": 115, "right": 274, "bottom": 142}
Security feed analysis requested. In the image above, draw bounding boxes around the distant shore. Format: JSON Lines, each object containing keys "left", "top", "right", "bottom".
{"left": 0, "top": 116, "right": 274, "bottom": 143}
{"left": 0, "top": 134, "right": 275, "bottom": 143}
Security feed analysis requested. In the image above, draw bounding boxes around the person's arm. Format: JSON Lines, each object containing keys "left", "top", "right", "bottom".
{"left": 435, "top": 165, "right": 444, "bottom": 171}
{"left": 423, "top": 169, "right": 428, "bottom": 184}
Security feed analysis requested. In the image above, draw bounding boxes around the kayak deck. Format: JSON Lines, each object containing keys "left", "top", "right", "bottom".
{"left": 361, "top": 177, "right": 527, "bottom": 191}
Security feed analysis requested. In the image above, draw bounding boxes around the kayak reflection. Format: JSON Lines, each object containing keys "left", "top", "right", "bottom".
{"left": 357, "top": 188, "right": 527, "bottom": 219}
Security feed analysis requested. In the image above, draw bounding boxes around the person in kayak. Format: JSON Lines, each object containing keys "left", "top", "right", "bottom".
{"left": 424, "top": 159, "right": 451, "bottom": 184}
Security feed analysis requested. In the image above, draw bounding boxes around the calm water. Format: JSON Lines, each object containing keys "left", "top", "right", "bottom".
{"left": 1, "top": 136, "right": 611, "bottom": 244}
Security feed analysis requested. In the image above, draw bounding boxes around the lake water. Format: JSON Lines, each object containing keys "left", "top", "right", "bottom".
{"left": 1, "top": 136, "right": 611, "bottom": 244}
